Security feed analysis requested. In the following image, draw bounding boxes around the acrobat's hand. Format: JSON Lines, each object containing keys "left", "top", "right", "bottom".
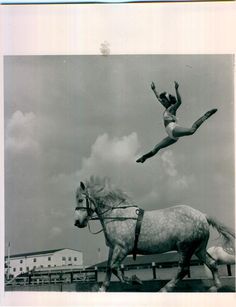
{"left": 151, "top": 82, "right": 156, "bottom": 91}
{"left": 174, "top": 81, "right": 179, "bottom": 89}
{"left": 136, "top": 156, "right": 146, "bottom": 163}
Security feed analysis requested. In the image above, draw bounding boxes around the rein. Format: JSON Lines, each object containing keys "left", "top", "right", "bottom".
{"left": 80, "top": 192, "right": 141, "bottom": 234}
{"left": 76, "top": 186, "right": 145, "bottom": 260}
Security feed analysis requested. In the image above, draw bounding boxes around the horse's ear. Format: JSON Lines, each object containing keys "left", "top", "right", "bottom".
{"left": 80, "top": 182, "right": 86, "bottom": 190}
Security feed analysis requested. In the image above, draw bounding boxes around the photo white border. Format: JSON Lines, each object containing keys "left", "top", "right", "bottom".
{"left": 1, "top": 2, "right": 235, "bottom": 306}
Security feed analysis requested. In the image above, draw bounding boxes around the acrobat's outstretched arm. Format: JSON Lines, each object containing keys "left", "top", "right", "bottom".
{"left": 151, "top": 82, "right": 167, "bottom": 108}
{"left": 172, "top": 81, "right": 182, "bottom": 112}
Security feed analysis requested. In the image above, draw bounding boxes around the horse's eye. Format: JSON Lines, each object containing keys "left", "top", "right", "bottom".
{"left": 78, "top": 199, "right": 83, "bottom": 203}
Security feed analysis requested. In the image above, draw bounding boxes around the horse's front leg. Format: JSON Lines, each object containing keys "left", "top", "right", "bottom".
{"left": 99, "top": 244, "right": 128, "bottom": 291}
{"left": 98, "top": 248, "right": 113, "bottom": 292}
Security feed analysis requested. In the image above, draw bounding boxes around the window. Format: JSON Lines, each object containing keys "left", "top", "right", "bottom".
{"left": 62, "top": 257, "right": 66, "bottom": 261}
{"left": 20, "top": 267, "right": 22, "bottom": 271}
{"left": 26, "top": 267, "right": 29, "bottom": 271}
{"left": 74, "top": 257, "right": 77, "bottom": 261}
{"left": 68, "top": 257, "right": 71, "bottom": 261}
{"left": 13, "top": 268, "right": 16, "bottom": 272}
{"left": 48, "top": 265, "right": 51, "bottom": 268}
{"left": 20, "top": 259, "right": 23, "bottom": 264}
{"left": 33, "top": 258, "right": 37, "bottom": 262}
{"left": 48, "top": 257, "right": 51, "bottom": 261}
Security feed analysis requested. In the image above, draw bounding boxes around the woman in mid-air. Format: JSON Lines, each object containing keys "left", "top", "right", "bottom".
{"left": 136, "top": 81, "right": 217, "bottom": 163}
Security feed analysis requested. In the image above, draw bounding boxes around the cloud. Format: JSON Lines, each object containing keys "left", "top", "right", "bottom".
{"left": 160, "top": 150, "right": 195, "bottom": 191}
{"left": 48, "top": 132, "right": 141, "bottom": 199}
{"left": 5, "top": 110, "right": 41, "bottom": 156}
{"left": 82, "top": 132, "right": 140, "bottom": 168}
{"left": 161, "top": 151, "right": 178, "bottom": 177}
{"left": 49, "top": 134, "right": 194, "bottom": 211}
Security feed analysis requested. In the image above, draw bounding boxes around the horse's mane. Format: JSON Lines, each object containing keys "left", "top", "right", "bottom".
{"left": 84, "top": 176, "right": 133, "bottom": 207}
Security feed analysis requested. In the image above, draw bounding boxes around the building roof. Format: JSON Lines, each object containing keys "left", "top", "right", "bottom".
{"left": 5, "top": 248, "right": 82, "bottom": 259}
{"left": 89, "top": 252, "right": 201, "bottom": 269}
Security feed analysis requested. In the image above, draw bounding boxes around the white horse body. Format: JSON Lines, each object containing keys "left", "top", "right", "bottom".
{"left": 103, "top": 205, "right": 209, "bottom": 255}
{"left": 74, "top": 176, "right": 235, "bottom": 292}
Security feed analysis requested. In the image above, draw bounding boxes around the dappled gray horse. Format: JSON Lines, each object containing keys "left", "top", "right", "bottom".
{"left": 74, "top": 176, "right": 235, "bottom": 292}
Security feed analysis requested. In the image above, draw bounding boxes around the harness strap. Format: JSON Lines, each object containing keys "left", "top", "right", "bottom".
{"left": 133, "top": 208, "right": 144, "bottom": 261}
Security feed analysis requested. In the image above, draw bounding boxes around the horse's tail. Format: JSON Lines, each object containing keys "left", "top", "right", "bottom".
{"left": 207, "top": 216, "right": 235, "bottom": 247}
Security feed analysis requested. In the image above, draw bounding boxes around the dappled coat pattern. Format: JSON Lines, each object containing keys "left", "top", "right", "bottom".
{"left": 74, "top": 176, "right": 235, "bottom": 292}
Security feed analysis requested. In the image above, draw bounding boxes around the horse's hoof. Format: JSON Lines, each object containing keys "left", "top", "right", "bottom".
{"left": 159, "top": 287, "right": 168, "bottom": 292}
{"left": 209, "top": 286, "right": 218, "bottom": 292}
{"left": 91, "top": 284, "right": 100, "bottom": 292}
{"left": 123, "top": 277, "right": 132, "bottom": 285}
{"left": 131, "top": 275, "right": 143, "bottom": 285}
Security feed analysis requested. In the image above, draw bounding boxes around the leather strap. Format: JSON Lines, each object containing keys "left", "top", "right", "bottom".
{"left": 133, "top": 208, "right": 144, "bottom": 261}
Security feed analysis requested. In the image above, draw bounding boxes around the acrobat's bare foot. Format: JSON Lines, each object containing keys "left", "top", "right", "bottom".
{"left": 204, "top": 108, "right": 217, "bottom": 119}
{"left": 193, "top": 108, "right": 218, "bottom": 130}
{"left": 136, "top": 156, "right": 146, "bottom": 163}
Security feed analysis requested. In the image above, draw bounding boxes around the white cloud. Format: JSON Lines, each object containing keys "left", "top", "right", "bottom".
{"left": 48, "top": 132, "right": 141, "bottom": 197}
{"left": 48, "top": 134, "right": 194, "bottom": 211}
{"left": 160, "top": 150, "right": 195, "bottom": 191}
{"left": 161, "top": 151, "right": 178, "bottom": 177}
{"left": 87, "top": 133, "right": 139, "bottom": 164}
{"left": 5, "top": 110, "right": 41, "bottom": 155}
{"left": 79, "top": 132, "right": 140, "bottom": 180}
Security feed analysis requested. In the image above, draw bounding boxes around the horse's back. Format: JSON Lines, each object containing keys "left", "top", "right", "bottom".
{"left": 144, "top": 205, "right": 207, "bottom": 224}
{"left": 138, "top": 205, "right": 209, "bottom": 254}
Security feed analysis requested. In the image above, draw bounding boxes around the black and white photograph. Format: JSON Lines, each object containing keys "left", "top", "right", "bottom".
{"left": 4, "top": 54, "right": 235, "bottom": 291}
{"left": 1, "top": 2, "right": 236, "bottom": 307}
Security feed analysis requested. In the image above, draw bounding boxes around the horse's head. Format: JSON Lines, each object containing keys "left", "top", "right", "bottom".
{"left": 74, "top": 182, "right": 95, "bottom": 228}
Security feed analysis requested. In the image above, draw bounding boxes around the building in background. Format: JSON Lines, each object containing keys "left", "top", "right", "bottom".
{"left": 5, "top": 248, "right": 83, "bottom": 278}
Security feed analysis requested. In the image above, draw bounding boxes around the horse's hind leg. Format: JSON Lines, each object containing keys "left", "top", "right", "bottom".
{"left": 159, "top": 249, "right": 193, "bottom": 292}
{"left": 195, "top": 248, "right": 222, "bottom": 291}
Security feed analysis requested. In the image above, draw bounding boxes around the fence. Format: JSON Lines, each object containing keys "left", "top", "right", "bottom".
{"left": 5, "top": 263, "right": 235, "bottom": 287}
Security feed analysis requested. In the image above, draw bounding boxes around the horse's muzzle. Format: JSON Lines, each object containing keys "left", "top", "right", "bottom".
{"left": 74, "top": 220, "right": 87, "bottom": 228}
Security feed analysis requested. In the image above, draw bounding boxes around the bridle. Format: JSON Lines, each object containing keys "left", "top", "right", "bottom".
{"left": 75, "top": 189, "right": 140, "bottom": 233}
{"left": 75, "top": 192, "right": 95, "bottom": 217}
{"left": 75, "top": 184, "right": 145, "bottom": 259}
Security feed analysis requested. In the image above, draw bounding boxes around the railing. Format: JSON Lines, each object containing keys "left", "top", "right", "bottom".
{"left": 5, "top": 268, "right": 98, "bottom": 286}
{"left": 5, "top": 263, "right": 234, "bottom": 286}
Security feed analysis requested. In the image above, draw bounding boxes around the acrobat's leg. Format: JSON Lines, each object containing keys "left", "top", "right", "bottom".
{"left": 192, "top": 108, "right": 217, "bottom": 131}
{"left": 136, "top": 137, "right": 177, "bottom": 163}
{"left": 172, "top": 109, "right": 217, "bottom": 138}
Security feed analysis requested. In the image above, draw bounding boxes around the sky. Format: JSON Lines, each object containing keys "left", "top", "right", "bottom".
{"left": 4, "top": 55, "right": 234, "bottom": 265}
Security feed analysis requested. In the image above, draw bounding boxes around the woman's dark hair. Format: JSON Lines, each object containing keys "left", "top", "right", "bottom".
{"left": 160, "top": 92, "right": 176, "bottom": 108}
{"left": 159, "top": 92, "right": 167, "bottom": 100}
{"left": 169, "top": 94, "right": 177, "bottom": 105}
